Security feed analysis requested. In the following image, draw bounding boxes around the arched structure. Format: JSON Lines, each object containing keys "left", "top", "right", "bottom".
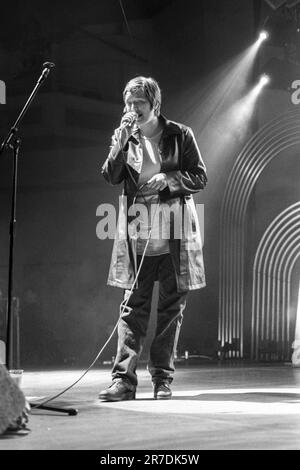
{"left": 251, "top": 203, "right": 300, "bottom": 360}
{"left": 219, "top": 109, "right": 300, "bottom": 358}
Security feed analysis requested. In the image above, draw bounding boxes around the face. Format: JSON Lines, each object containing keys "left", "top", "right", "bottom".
{"left": 124, "top": 89, "right": 157, "bottom": 127}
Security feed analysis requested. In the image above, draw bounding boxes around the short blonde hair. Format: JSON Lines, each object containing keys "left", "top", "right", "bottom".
{"left": 123, "top": 76, "right": 161, "bottom": 116}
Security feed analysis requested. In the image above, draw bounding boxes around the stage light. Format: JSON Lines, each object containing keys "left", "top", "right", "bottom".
{"left": 245, "top": 74, "right": 270, "bottom": 103}
{"left": 250, "top": 74, "right": 271, "bottom": 98}
{"left": 259, "top": 30, "right": 269, "bottom": 41}
{"left": 259, "top": 74, "right": 271, "bottom": 86}
{"left": 256, "top": 30, "right": 269, "bottom": 49}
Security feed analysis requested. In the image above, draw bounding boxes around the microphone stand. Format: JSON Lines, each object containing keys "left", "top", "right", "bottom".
{"left": 0, "top": 62, "right": 77, "bottom": 416}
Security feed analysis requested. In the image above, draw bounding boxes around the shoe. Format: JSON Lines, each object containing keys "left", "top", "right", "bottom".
{"left": 153, "top": 382, "right": 172, "bottom": 400}
{"left": 99, "top": 380, "right": 136, "bottom": 402}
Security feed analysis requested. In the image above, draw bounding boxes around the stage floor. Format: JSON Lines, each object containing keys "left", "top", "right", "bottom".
{"left": 1, "top": 362, "right": 300, "bottom": 450}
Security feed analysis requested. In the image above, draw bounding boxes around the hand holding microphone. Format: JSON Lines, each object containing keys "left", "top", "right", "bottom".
{"left": 120, "top": 111, "right": 138, "bottom": 131}
{"left": 114, "top": 111, "right": 138, "bottom": 149}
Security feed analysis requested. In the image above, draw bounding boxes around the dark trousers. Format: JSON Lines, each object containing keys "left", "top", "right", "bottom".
{"left": 111, "top": 254, "right": 187, "bottom": 388}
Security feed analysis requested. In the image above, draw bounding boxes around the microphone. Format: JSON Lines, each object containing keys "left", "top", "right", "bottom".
{"left": 120, "top": 112, "right": 138, "bottom": 130}
{"left": 43, "top": 61, "right": 55, "bottom": 69}
{"left": 39, "top": 61, "right": 56, "bottom": 82}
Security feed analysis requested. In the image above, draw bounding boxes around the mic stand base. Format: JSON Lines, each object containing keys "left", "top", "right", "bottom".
{"left": 29, "top": 402, "right": 78, "bottom": 416}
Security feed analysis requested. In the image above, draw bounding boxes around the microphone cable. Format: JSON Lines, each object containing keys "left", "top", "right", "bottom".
{"left": 30, "top": 126, "right": 159, "bottom": 410}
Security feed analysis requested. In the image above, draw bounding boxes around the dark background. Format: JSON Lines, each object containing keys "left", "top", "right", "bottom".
{"left": 0, "top": 0, "right": 299, "bottom": 368}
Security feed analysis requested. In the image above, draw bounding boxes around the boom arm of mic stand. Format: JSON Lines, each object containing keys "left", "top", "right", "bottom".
{"left": 0, "top": 63, "right": 55, "bottom": 156}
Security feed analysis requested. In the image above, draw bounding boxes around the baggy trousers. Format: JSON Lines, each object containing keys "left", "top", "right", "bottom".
{"left": 111, "top": 254, "right": 187, "bottom": 388}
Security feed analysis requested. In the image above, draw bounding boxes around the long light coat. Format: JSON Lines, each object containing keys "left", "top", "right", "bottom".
{"left": 101, "top": 115, "right": 207, "bottom": 292}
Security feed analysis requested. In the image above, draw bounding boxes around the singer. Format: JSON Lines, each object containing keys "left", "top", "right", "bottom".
{"left": 100, "top": 76, "right": 207, "bottom": 401}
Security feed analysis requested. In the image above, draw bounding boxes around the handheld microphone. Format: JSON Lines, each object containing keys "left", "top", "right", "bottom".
{"left": 120, "top": 112, "right": 138, "bottom": 130}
